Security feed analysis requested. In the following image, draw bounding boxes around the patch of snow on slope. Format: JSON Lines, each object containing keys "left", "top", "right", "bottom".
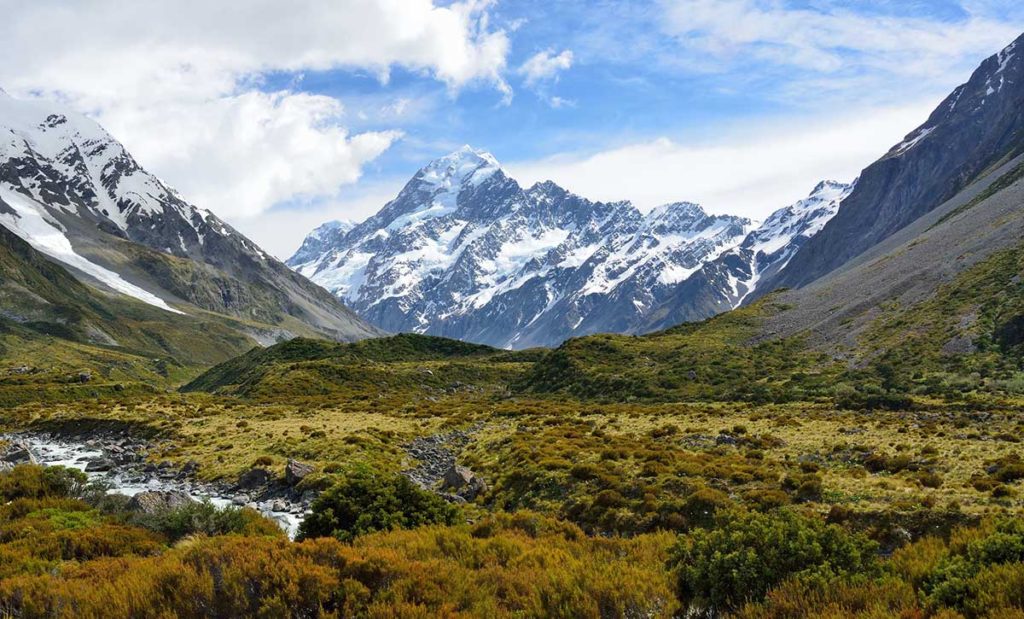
{"left": 0, "top": 188, "right": 184, "bottom": 314}
{"left": 309, "top": 250, "right": 374, "bottom": 302}
{"left": 892, "top": 127, "right": 935, "bottom": 156}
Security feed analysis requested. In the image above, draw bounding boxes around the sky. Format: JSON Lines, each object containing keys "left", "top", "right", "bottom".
{"left": 2, "top": 0, "right": 1023, "bottom": 258}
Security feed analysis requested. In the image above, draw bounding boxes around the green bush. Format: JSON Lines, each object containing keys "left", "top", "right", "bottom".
{"left": 298, "top": 469, "right": 458, "bottom": 542}
{"left": 668, "top": 509, "right": 878, "bottom": 615}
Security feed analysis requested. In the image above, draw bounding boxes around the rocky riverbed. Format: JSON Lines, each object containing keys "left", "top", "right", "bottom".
{"left": 1, "top": 423, "right": 492, "bottom": 538}
{"left": 403, "top": 424, "right": 487, "bottom": 503}
{"left": 0, "top": 431, "right": 311, "bottom": 538}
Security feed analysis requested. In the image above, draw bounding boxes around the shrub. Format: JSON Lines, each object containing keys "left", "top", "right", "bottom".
{"left": 835, "top": 391, "right": 915, "bottom": 411}
{"left": 298, "top": 469, "right": 458, "bottom": 541}
{"left": 924, "top": 519, "right": 1024, "bottom": 616}
{"left": 128, "top": 501, "right": 284, "bottom": 542}
{"left": 668, "top": 509, "right": 879, "bottom": 615}
{"left": 0, "top": 465, "right": 87, "bottom": 501}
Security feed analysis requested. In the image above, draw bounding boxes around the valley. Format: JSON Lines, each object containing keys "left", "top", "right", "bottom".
{"left": 0, "top": 14, "right": 1022, "bottom": 619}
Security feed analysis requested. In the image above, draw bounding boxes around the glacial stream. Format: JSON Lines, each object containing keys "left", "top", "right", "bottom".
{"left": 10, "top": 435, "right": 305, "bottom": 538}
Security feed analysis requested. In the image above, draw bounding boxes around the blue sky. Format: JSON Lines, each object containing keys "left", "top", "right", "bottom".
{"left": 3, "top": 0, "right": 1024, "bottom": 257}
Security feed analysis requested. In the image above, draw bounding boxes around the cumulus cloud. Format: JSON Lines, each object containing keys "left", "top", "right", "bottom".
{"left": 518, "top": 49, "right": 575, "bottom": 86}
{"left": 109, "top": 92, "right": 400, "bottom": 221}
{"left": 507, "top": 101, "right": 937, "bottom": 219}
{"left": 0, "top": 0, "right": 511, "bottom": 220}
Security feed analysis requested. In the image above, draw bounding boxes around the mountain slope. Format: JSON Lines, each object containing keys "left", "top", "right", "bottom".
{"left": 0, "top": 221, "right": 282, "bottom": 399}
{"left": 764, "top": 33, "right": 1024, "bottom": 292}
{"left": 0, "top": 91, "right": 381, "bottom": 344}
{"left": 759, "top": 153, "right": 1024, "bottom": 361}
{"left": 290, "top": 147, "right": 767, "bottom": 348}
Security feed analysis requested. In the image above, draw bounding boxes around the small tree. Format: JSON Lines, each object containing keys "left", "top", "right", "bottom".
{"left": 298, "top": 469, "right": 458, "bottom": 542}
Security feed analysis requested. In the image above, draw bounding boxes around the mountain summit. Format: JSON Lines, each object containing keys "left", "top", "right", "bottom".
{"left": 290, "top": 147, "right": 848, "bottom": 348}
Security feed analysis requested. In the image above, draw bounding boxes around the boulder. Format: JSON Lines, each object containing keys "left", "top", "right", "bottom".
{"left": 441, "top": 464, "right": 487, "bottom": 500}
{"left": 127, "top": 490, "right": 195, "bottom": 515}
{"left": 442, "top": 464, "right": 474, "bottom": 489}
{"left": 285, "top": 459, "right": 314, "bottom": 486}
{"left": 1, "top": 441, "right": 35, "bottom": 464}
{"left": 237, "top": 467, "right": 272, "bottom": 490}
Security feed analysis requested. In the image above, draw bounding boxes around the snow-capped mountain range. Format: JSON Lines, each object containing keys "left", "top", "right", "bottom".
{"left": 290, "top": 146, "right": 852, "bottom": 348}
{"left": 0, "top": 90, "right": 379, "bottom": 343}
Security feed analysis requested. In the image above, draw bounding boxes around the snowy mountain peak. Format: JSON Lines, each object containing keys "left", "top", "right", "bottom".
{"left": 810, "top": 180, "right": 850, "bottom": 199}
{"left": 417, "top": 145, "right": 500, "bottom": 188}
{"left": 0, "top": 92, "right": 379, "bottom": 341}
{"left": 526, "top": 180, "right": 569, "bottom": 202}
{"left": 646, "top": 201, "right": 707, "bottom": 225}
{"left": 311, "top": 219, "right": 357, "bottom": 240}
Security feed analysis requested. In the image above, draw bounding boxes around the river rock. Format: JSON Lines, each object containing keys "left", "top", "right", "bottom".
{"left": 237, "top": 467, "right": 272, "bottom": 489}
{"left": 1, "top": 441, "right": 35, "bottom": 464}
{"left": 84, "top": 458, "right": 115, "bottom": 472}
{"left": 127, "top": 491, "right": 195, "bottom": 515}
{"left": 285, "top": 459, "right": 314, "bottom": 486}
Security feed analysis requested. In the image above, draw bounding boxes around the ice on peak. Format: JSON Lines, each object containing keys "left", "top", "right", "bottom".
{"left": 428, "top": 145, "right": 499, "bottom": 171}
{"left": 998, "top": 36, "right": 1020, "bottom": 66}
{"left": 308, "top": 219, "right": 356, "bottom": 241}
{"left": 646, "top": 201, "right": 707, "bottom": 225}
{"left": 811, "top": 180, "right": 847, "bottom": 195}
{"left": 526, "top": 180, "right": 570, "bottom": 202}
{"left": 805, "top": 180, "right": 852, "bottom": 205}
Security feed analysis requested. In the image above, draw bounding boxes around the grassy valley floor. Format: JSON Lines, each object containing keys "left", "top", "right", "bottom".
{"left": 0, "top": 285, "right": 1022, "bottom": 616}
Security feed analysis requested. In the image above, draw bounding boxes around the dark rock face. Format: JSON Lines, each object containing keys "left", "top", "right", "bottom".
{"left": 84, "top": 458, "right": 115, "bottom": 472}
{"left": 764, "top": 33, "right": 1024, "bottom": 293}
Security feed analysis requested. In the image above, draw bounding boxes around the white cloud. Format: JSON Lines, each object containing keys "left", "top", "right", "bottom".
{"left": 658, "top": 0, "right": 1022, "bottom": 81}
{"left": 231, "top": 182, "right": 406, "bottom": 259}
{"left": 108, "top": 92, "right": 400, "bottom": 221}
{"left": 518, "top": 49, "right": 575, "bottom": 86}
{"left": 507, "top": 101, "right": 938, "bottom": 220}
{"left": 0, "top": 0, "right": 511, "bottom": 221}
